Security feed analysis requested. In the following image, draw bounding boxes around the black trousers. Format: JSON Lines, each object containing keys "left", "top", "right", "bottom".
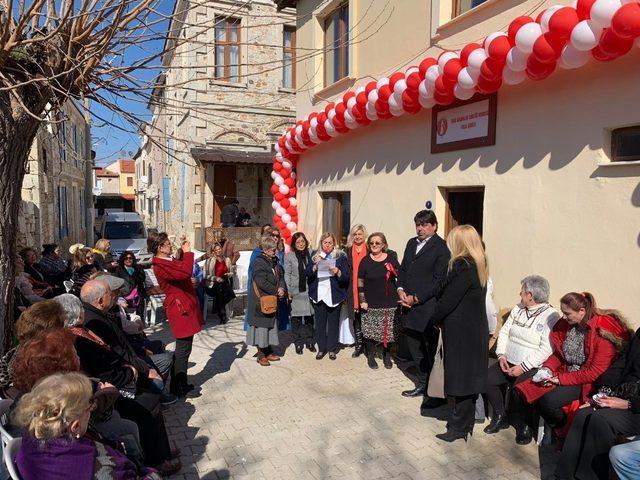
{"left": 556, "top": 407, "right": 640, "bottom": 480}
{"left": 115, "top": 396, "right": 171, "bottom": 467}
{"left": 313, "top": 302, "right": 341, "bottom": 353}
{"left": 537, "top": 384, "right": 583, "bottom": 427}
{"left": 291, "top": 315, "right": 314, "bottom": 347}
{"left": 486, "top": 362, "right": 536, "bottom": 421}
{"left": 404, "top": 326, "right": 438, "bottom": 388}
{"left": 173, "top": 335, "right": 194, "bottom": 377}
{"left": 449, "top": 394, "right": 478, "bottom": 433}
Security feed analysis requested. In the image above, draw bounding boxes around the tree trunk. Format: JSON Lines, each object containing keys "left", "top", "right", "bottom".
{"left": 0, "top": 96, "right": 43, "bottom": 352}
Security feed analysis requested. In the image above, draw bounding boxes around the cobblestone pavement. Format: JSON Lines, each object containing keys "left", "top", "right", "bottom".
{"left": 149, "top": 315, "right": 560, "bottom": 480}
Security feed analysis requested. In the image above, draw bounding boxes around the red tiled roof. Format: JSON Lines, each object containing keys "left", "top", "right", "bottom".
{"left": 94, "top": 167, "right": 119, "bottom": 177}
{"left": 119, "top": 159, "right": 135, "bottom": 174}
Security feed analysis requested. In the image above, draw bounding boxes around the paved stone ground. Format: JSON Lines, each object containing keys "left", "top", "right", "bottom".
{"left": 149, "top": 314, "right": 560, "bottom": 480}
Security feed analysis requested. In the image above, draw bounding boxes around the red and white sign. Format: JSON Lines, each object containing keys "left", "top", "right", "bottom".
{"left": 434, "top": 99, "right": 490, "bottom": 144}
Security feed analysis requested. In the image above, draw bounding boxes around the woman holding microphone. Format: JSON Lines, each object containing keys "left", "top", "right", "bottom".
{"left": 150, "top": 233, "right": 204, "bottom": 398}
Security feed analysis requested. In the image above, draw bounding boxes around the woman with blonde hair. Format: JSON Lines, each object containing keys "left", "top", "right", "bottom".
{"left": 13, "top": 372, "right": 162, "bottom": 479}
{"left": 428, "top": 225, "right": 489, "bottom": 442}
{"left": 70, "top": 248, "right": 98, "bottom": 295}
{"left": 344, "top": 224, "right": 368, "bottom": 356}
{"left": 93, "top": 239, "right": 118, "bottom": 271}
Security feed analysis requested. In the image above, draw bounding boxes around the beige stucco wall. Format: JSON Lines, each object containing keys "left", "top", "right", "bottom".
{"left": 292, "top": 0, "right": 640, "bottom": 324}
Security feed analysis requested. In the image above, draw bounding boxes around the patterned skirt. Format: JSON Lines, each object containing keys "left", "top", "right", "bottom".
{"left": 362, "top": 307, "right": 398, "bottom": 346}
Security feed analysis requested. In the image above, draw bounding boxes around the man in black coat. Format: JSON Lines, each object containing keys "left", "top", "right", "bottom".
{"left": 396, "top": 210, "right": 450, "bottom": 407}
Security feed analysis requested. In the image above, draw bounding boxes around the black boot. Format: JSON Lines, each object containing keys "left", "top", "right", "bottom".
{"left": 383, "top": 347, "right": 393, "bottom": 369}
{"left": 484, "top": 414, "right": 509, "bottom": 434}
{"left": 352, "top": 314, "right": 364, "bottom": 357}
{"left": 515, "top": 425, "right": 533, "bottom": 445}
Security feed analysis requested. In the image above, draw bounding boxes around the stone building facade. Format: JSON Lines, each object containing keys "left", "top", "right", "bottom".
{"left": 139, "top": 0, "right": 296, "bottom": 247}
{"left": 19, "top": 101, "right": 93, "bottom": 252}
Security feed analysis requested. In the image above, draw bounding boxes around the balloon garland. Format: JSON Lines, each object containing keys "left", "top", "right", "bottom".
{"left": 271, "top": 0, "right": 640, "bottom": 242}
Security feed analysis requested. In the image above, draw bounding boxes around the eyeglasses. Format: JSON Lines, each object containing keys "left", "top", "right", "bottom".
{"left": 124, "top": 256, "right": 134, "bottom": 260}
{"left": 369, "top": 241, "right": 383, "bottom": 246}
{"left": 272, "top": 233, "right": 280, "bottom": 238}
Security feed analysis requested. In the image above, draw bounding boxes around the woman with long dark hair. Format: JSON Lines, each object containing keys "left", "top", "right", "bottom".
{"left": 115, "top": 251, "right": 147, "bottom": 316}
{"left": 204, "top": 242, "right": 235, "bottom": 324}
{"left": 150, "top": 233, "right": 203, "bottom": 397}
{"left": 284, "top": 232, "right": 314, "bottom": 355}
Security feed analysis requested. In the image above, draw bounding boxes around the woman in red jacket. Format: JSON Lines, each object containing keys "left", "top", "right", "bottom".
{"left": 150, "top": 233, "right": 204, "bottom": 398}
{"left": 516, "top": 292, "right": 630, "bottom": 441}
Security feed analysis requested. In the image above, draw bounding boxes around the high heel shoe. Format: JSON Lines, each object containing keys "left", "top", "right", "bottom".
{"left": 435, "top": 429, "right": 468, "bottom": 443}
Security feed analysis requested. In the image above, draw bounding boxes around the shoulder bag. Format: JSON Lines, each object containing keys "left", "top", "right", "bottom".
{"left": 253, "top": 266, "right": 278, "bottom": 315}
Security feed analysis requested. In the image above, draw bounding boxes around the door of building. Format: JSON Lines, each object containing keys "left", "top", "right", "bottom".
{"left": 213, "top": 164, "right": 237, "bottom": 226}
{"left": 444, "top": 187, "right": 484, "bottom": 237}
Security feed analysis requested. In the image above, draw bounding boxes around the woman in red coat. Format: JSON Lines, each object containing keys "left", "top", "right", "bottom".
{"left": 150, "top": 233, "right": 204, "bottom": 398}
{"left": 516, "top": 292, "right": 630, "bottom": 440}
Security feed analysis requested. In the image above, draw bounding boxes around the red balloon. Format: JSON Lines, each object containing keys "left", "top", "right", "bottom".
{"left": 273, "top": 162, "right": 282, "bottom": 172}
{"left": 289, "top": 187, "right": 297, "bottom": 196}
{"left": 480, "top": 58, "right": 504, "bottom": 81}
{"left": 418, "top": 57, "right": 438, "bottom": 79}
{"left": 375, "top": 100, "right": 392, "bottom": 119}
{"left": 356, "top": 92, "right": 368, "bottom": 107}
{"left": 270, "top": 185, "right": 279, "bottom": 195}
{"left": 443, "top": 59, "right": 463, "bottom": 83}
{"left": 476, "top": 74, "right": 502, "bottom": 93}
{"left": 433, "top": 89, "right": 454, "bottom": 105}
{"left": 280, "top": 198, "right": 290, "bottom": 208}
{"left": 284, "top": 177, "right": 295, "bottom": 188}
{"left": 289, "top": 137, "right": 301, "bottom": 151}
{"left": 460, "top": 43, "right": 482, "bottom": 66}
{"left": 286, "top": 206, "right": 296, "bottom": 215}
{"left": 272, "top": 215, "right": 280, "bottom": 224}
{"left": 548, "top": 7, "right": 580, "bottom": 39}
{"left": 576, "top": 0, "right": 596, "bottom": 20}
{"left": 389, "top": 72, "right": 405, "bottom": 89}
{"left": 486, "top": 35, "right": 512, "bottom": 62}
{"left": 378, "top": 84, "right": 392, "bottom": 102}
{"left": 599, "top": 28, "right": 634, "bottom": 57}
{"left": 434, "top": 76, "right": 451, "bottom": 96}
{"left": 342, "top": 91, "right": 355, "bottom": 104}
{"left": 365, "top": 81, "right": 378, "bottom": 94}
{"left": 332, "top": 117, "right": 349, "bottom": 133}
{"left": 611, "top": 3, "right": 640, "bottom": 40}
{"left": 402, "top": 90, "right": 421, "bottom": 113}
{"left": 324, "top": 102, "right": 335, "bottom": 114}
{"left": 508, "top": 16, "right": 534, "bottom": 45}
{"left": 532, "top": 33, "right": 564, "bottom": 63}
{"left": 275, "top": 193, "right": 285, "bottom": 201}
{"left": 406, "top": 72, "right": 422, "bottom": 92}
{"left": 526, "top": 56, "right": 557, "bottom": 80}
{"left": 291, "top": 216, "right": 298, "bottom": 224}
{"left": 280, "top": 168, "right": 290, "bottom": 179}
{"left": 335, "top": 102, "right": 347, "bottom": 117}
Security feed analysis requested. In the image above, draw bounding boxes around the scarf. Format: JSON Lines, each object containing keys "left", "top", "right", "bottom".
{"left": 351, "top": 245, "right": 367, "bottom": 308}
{"left": 294, "top": 249, "right": 310, "bottom": 292}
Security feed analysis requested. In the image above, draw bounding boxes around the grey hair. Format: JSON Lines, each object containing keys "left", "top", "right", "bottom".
{"left": 259, "top": 235, "right": 277, "bottom": 251}
{"left": 521, "top": 275, "right": 551, "bottom": 303}
{"left": 80, "top": 279, "right": 109, "bottom": 306}
{"left": 52, "top": 294, "right": 84, "bottom": 328}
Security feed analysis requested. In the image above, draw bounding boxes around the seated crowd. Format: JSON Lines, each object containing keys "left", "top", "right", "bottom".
{"left": 5, "top": 212, "right": 640, "bottom": 480}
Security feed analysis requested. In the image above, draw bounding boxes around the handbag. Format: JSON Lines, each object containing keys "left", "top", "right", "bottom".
{"left": 427, "top": 329, "right": 445, "bottom": 399}
{"left": 253, "top": 280, "right": 278, "bottom": 315}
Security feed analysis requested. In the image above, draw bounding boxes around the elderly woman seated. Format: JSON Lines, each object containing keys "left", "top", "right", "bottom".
{"left": 556, "top": 325, "right": 640, "bottom": 480}
{"left": 484, "top": 275, "right": 560, "bottom": 444}
{"left": 516, "top": 292, "right": 631, "bottom": 444}
{"left": 12, "top": 372, "right": 161, "bottom": 480}
{"left": 14, "top": 255, "right": 51, "bottom": 303}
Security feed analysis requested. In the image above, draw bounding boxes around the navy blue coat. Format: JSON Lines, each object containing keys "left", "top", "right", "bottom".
{"left": 306, "top": 250, "right": 351, "bottom": 305}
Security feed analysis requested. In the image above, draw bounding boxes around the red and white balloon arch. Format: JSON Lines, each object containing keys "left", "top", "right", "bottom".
{"left": 270, "top": 0, "right": 640, "bottom": 242}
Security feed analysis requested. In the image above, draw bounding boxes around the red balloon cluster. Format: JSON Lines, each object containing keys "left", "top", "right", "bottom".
{"left": 271, "top": 0, "right": 640, "bottom": 239}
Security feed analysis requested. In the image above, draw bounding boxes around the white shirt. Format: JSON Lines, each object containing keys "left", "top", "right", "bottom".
{"left": 314, "top": 252, "right": 339, "bottom": 307}
{"left": 415, "top": 236, "right": 432, "bottom": 255}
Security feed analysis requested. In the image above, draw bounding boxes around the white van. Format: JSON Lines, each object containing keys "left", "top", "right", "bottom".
{"left": 100, "top": 212, "right": 152, "bottom": 264}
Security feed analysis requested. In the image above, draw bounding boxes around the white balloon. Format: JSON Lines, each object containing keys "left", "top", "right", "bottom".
{"left": 367, "top": 90, "right": 379, "bottom": 104}
{"left": 438, "top": 52, "right": 458, "bottom": 72}
{"left": 454, "top": 84, "right": 475, "bottom": 100}
{"left": 467, "top": 48, "right": 488, "bottom": 72}
{"left": 425, "top": 65, "right": 440, "bottom": 85}
{"left": 279, "top": 184, "right": 290, "bottom": 195}
{"left": 506, "top": 47, "right": 529, "bottom": 72}
{"left": 324, "top": 119, "right": 338, "bottom": 137}
{"left": 405, "top": 66, "right": 420, "bottom": 76}
{"left": 457, "top": 68, "right": 477, "bottom": 89}
{"left": 310, "top": 118, "right": 318, "bottom": 129}
{"left": 271, "top": 201, "right": 280, "bottom": 210}
{"left": 590, "top": 0, "right": 622, "bottom": 29}
{"left": 570, "top": 20, "right": 603, "bottom": 51}
{"left": 390, "top": 105, "right": 405, "bottom": 117}
{"left": 515, "top": 22, "right": 543, "bottom": 54}
{"left": 274, "top": 176, "right": 284, "bottom": 186}
{"left": 345, "top": 116, "right": 358, "bottom": 129}
{"left": 502, "top": 67, "right": 527, "bottom": 85}
{"left": 276, "top": 207, "right": 286, "bottom": 216}
{"left": 327, "top": 109, "right": 336, "bottom": 121}
{"left": 376, "top": 77, "right": 389, "bottom": 88}
{"left": 366, "top": 108, "right": 378, "bottom": 121}
{"left": 275, "top": 152, "right": 283, "bottom": 162}
{"left": 295, "top": 133, "right": 303, "bottom": 146}
{"left": 295, "top": 125, "right": 303, "bottom": 135}
{"left": 284, "top": 140, "right": 292, "bottom": 152}
{"left": 289, "top": 197, "right": 297, "bottom": 207}
{"left": 559, "top": 43, "right": 591, "bottom": 68}
{"left": 309, "top": 130, "right": 319, "bottom": 143}
{"left": 285, "top": 130, "right": 292, "bottom": 140}
{"left": 281, "top": 213, "right": 291, "bottom": 223}
{"left": 356, "top": 86, "right": 366, "bottom": 94}
{"left": 540, "top": 6, "right": 564, "bottom": 33}
{"left": 388, "top": 93, "right": 401, "bottom": 110}
{"left": 347, "top": 97, "right": 357, "bottom": 109}
{"left": 274, "top": 143, "right": 281, "bottom": 153}
{"left": 418, "top": 79, "right": 434, "bottom": 99}
{"left": 287, "top": 222, "right": 297, "bottom": 232}
{"left": 270, "top": 171, "right": 277, "bottom": 180}
{"left": 484, "top": 32, "right": 508, "bottom": 53}
{"left": 419, "top": 96, "right": 436, "bottom": 109}
{"left": 290, "top": 172, "right": 296, "bottom": 180}
{"left": 282, "top": 160, "right": 292, "bottom": 169}
{"left": 393, "top": 79, "right": 408, "bottom": 96}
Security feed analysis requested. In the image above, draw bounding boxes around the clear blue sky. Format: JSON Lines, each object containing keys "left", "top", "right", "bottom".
{"left": 91, "top": 2, "right": 174, "bottom": 167}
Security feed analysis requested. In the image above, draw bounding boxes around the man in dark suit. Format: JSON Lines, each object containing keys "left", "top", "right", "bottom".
{"left": 397, "top": 210, "right": 450, "bottom": 408}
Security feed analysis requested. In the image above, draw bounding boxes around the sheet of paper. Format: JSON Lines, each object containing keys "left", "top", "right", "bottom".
{"left": 317, "top": 258, "right": 336, "bottom": 278}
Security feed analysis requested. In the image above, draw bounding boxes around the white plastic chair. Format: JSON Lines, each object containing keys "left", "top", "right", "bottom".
{"left": 0, "top": 399, "right": 14, "bottom": 449}
{"left": 143, "top": 269, "right": 165, "bottom": 326}
{"left": 63, "top": 280, "right": 73, "bottom": 293}
{"left": 3, "top": 437, "right": 22, "bottom": 480}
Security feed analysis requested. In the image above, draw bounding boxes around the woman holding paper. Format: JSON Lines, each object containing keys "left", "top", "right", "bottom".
{"left": 306, "top": 233, "right": 351, "bottom": 360}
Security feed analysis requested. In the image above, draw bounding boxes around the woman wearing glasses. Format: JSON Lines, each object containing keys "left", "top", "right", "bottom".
{"left": 70, "top": 248, "right": 98, "bottom": 296}
{"left": 115, "top": 251, "right": 148, "bottom": 316}
{"left": 272, "top": 228, "right": 290, "bottom": 331}
{"left": 357, "top": 232, "right": 401, "bottom": 369}
{"left": 150, "top": 233, "right": 203, "bottom": 398}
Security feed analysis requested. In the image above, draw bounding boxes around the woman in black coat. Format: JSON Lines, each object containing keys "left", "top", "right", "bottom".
{"left": 246, "top": 235, "right": 287, "bottom": 366}
{"left": 556, "top": 326, "right": 640, "bottom": 480}
{"left": 114, "top": 251, "right": 148, "bottom": 316}
{"left": 426, "top": 225, "right": 489, "bottom": 442}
